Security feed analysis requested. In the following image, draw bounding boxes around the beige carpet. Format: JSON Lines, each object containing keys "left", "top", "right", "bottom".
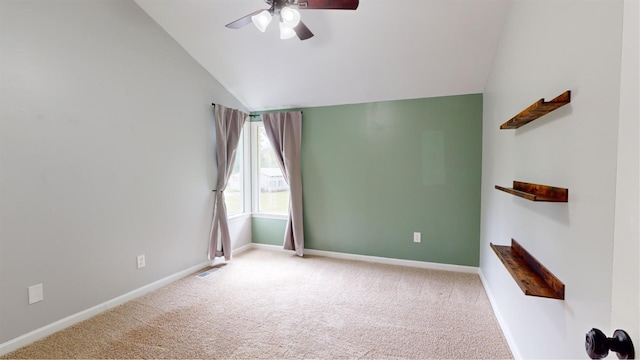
{"left": 3, "top": 248, "right": 512, "bottom": 359}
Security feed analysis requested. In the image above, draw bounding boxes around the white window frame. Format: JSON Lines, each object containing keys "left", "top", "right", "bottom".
{"left": 227, "top": 120, "right": 251, "bottom": 220}
{"left": 251, "top": 121, "right": 289, "bottom": 220}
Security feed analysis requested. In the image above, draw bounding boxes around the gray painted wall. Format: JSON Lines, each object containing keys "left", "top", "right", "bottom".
{"left": 479, "top": 0, "right": 629, "bottom": 357}
{"left": 610, "top": 0, "right": 639, "bottom": 343}
{"left": 0, "top": 0, "right": 246, "bottom": 344}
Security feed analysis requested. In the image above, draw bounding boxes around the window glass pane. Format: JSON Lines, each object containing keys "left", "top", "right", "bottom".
{"left": 258, "top": 126, "right": 289, "bottom": 214}
{"left": 225, "top": 134, "right": 243, "bottom": 216}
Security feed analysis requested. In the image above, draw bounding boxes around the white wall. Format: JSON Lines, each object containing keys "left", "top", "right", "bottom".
{"left": 480, "top": 0, "right": 626, "bottom": 358}
{"left": 0, "top": 0, "right": 247, "bottom": 345}
{"left": 611, "top": 0, "right": 639, "bottom": 346}
{"left": 229, "top": 215, "right": 252, "bottom": 253}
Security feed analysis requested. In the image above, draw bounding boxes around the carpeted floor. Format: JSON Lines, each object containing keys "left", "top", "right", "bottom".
{"left": 2, "top": 248, "right": 512, "bottom": 359}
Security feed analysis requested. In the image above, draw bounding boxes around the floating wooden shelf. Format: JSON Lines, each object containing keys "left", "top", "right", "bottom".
{"left": 500, "top": 90, "right": 571, "bottom": 129}
{"left": 491, "top": 239, "right": 564, "bottom": 300}
{"left": 495, "top": 181, "right": 568, "bottom": 202}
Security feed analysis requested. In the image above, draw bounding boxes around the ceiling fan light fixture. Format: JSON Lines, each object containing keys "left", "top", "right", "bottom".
{"left": 280, "top": 6, "right": 301, "bottom": 27}
{"left": 279, "top": 22, "right": 297, "bottom": 39}
{"left": 251, "top": 10, "right": 272, "bottom": 32}
{"left": 227, "top": 0, "right": 359, "bottom": 40}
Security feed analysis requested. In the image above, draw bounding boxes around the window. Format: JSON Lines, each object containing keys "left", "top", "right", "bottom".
{"left": 224, "top": 121, "right": 250, "bottom": 217}
{"left": 252, "top": 123, "right": 290, "bottom": 215}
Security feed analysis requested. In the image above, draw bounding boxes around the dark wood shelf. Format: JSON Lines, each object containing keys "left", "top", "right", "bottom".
{"left": 500, "top": 90, "right": 571, "bottom": 129}
{"left": 495, "top": 181, "right": 568, "bottom": 202}
{"left": 490, "top": 239, "right": 564, "bottom": 300}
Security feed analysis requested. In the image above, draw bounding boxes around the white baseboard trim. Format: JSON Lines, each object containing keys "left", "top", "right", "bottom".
{"left": 0, "top": 260, "right": 213, "bottom": 356}
{"left": 478, "top": 269, "right": 522, "bottom": 360}
{"left": 232, "top": 243, "right": 254, "bottom": 256}
{"left": 250, "top": 243, "right": 478, "bottom": 274}
{"left": 250, "top": 243, "right": 293, "bottom": 253}
{"left": 305, "top": 248, "right": 479, "bottom": 274}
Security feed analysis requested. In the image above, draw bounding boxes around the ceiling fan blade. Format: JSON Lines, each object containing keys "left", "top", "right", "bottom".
{"left": 225, "top": 9, "right": 265, "bottom": 29}
{"left": 294, "top": 21, "right": 314, "bottom": 40}
{"left": 296, "top": 0, "right": 358, "bottom": 10}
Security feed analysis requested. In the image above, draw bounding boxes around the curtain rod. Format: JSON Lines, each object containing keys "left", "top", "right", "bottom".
{"left": 213, "top": 103, "right": 303, "bottom": 116}
{"left": 249, "top": 111, "right": 303, "bottom": 115}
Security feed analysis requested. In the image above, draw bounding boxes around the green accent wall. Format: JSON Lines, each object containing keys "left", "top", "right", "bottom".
{"left": 252, "top": 94, "right": 483, "bottom": 266}
{"left": 252, "top": 217, "right": 288, "bottom": 246}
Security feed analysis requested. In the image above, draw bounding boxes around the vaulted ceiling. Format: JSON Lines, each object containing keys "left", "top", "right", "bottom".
{"left": 135, "top": 0, "right": 510, "bottom": 112}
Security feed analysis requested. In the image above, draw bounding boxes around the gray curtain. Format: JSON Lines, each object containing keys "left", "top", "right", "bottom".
{"left": 209, "top": 104, "right": 247, "bottom": 261}
{"left": 262, "top": 112, "right": 304, "bottom": 256}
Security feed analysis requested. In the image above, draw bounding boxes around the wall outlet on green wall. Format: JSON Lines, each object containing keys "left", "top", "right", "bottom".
{"left": 413, "top": 232, "right": 421, "bottom": 243}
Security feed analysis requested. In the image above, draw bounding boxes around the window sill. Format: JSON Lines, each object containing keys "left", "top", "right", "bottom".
{"left": 252, "top": 213, "right": 288, "bottom": 221}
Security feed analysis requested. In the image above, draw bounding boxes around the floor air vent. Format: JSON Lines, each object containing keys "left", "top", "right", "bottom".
{"left": 196, "top": 268, "right": 220, "bottom": 278}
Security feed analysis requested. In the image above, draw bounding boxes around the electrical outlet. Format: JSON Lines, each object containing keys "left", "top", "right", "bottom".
{"left": 137, "top": 254, "right": 146, "bottom": 269}
{"left": 28, "top": 283, "right": 43, "bottom": 304}
{"left": 413, "top": 232, "right": 421, "bottom": 243}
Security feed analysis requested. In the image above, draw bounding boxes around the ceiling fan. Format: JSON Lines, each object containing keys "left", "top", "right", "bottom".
{"left": 225, "top": 0, "right": 359, "bottom": 41}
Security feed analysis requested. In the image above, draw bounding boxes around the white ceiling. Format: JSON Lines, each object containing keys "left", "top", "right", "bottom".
{"left": 135, "top": 0, "right": 510, "bottom": 112}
